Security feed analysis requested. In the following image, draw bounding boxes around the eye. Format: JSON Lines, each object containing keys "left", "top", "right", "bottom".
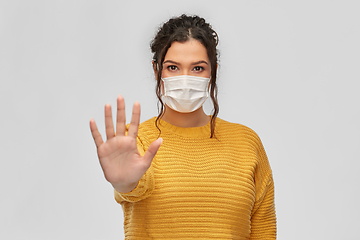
{"left": 167, "top": 65, "right": 178, "bottom": 71}
{"left": 193, "top": 66, "right": 204, "bottom": 72}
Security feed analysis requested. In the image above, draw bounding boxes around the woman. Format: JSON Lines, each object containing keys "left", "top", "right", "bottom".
{"left": 90, "top": 14, "right": 276, "bottom": 239}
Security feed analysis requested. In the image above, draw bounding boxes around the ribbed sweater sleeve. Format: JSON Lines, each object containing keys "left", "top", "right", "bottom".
{"left": 250, "top": 175, "right": 276, "bottom": 239}
{"left": 250, "top": 133, "right": 277, "bottom": 239}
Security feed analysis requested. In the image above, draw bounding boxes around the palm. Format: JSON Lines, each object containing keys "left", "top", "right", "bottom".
{"left": 90, "top": 95, "right": 162, "bottom": 192}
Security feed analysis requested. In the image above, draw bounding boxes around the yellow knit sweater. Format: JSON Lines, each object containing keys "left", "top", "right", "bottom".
{"left": 115, "top": 117, "right": 276, "bottom": 239}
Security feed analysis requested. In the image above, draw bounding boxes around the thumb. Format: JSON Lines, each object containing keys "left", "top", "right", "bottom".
{"left": 142, "top": 138, "right": 163, "bottom": 168}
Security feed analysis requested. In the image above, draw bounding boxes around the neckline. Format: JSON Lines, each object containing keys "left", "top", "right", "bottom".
{"left": 155, "top": 117, "right": 214, "bottom": 139}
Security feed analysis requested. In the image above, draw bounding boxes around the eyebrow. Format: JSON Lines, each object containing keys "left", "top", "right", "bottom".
{"left": 192, "top": 60, "right": 209, "bottom": 65}
{"left": 163, "top": 60, "right": 209, "bottom": 65}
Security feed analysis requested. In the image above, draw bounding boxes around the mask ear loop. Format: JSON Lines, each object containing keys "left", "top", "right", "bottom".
{"left": 155, "top": 61, "right": 164, "bottom": 96}
{"left": 207, "top": 78, "right": 212, "bottom": 96}
{"left": 158, "top": 63, "right": 166, "bottom": 96}
{"left": 160, "top": 78, "right": 165, "bottom": 97}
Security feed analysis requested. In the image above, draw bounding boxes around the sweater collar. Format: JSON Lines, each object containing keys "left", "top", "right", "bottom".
{"left": 155, "top": 117, "right": 213, "bottom": 139}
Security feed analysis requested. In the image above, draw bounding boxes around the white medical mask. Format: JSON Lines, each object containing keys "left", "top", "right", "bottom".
{"left": 161, "top": 75, "right": 210, "bottom": 113}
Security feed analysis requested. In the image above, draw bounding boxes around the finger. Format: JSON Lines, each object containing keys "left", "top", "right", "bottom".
{"left": 128, "top": 101, "right": 140, "bottom": 138}
{"left": 142, "top": 138, "right": 163, "bottom": 168}
{"left": 104, "top": 104, "right": 115, "bottom": 140}
{"left": 116, "top": 95, "right": 126, "bottom": 136}
{"left": 90, "top": 118, "right": 104, "bottom": 148}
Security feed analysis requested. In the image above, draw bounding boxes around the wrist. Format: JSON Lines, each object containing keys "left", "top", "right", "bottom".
{"left": 112, "top": 181, "right": 138, "bottom": 193}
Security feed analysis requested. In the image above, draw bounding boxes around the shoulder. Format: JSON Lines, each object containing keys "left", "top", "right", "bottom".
{"left": 137, "top": 117, "right": 159, "bottom": 142}
{"left": 215, "top": 118, "right": 263, "bottom": 147}
{"left": 125, "top": 117, "right": 157, "bottom": 138}
{"left": 216, "top": 118, "right": 260, "bottom": 138}
{"left": 138, "top": 117, "right": 157, "bottom": 130}
{"left": 216, "top": 118, "right": 272, "bottom": 174}
{"left": 124, "top": 117, "right": 158, "bottom": 147}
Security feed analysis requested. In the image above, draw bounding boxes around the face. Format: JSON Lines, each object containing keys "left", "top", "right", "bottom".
{"left": 161, "top": 38, "right": 211, "bottom": 79}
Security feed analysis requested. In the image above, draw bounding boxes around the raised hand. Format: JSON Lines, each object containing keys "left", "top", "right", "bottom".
{"left": 90, "top": 95, "right": 162, "bottom": 193}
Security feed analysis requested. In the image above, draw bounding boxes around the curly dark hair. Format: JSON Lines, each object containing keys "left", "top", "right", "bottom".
{"left": 150, "top": 14, "right": 219, "bottom": 138}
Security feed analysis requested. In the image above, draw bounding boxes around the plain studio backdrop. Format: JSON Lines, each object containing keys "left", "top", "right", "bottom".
{"left": 0, "top": 0, "right": 359, "bottom": 239}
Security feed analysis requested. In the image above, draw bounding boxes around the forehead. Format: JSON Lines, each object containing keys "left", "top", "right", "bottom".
{"left": 164, "top": 39, "right": 209, "bottom": 62}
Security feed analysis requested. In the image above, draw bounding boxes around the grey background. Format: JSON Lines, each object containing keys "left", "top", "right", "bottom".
{"left": 1, "top": 0, "right": 359, "bottom": 239}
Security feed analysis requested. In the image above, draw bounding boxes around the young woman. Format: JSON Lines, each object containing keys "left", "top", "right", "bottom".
{"left": 90, "top": 14, "right": 276, "bottom": 239}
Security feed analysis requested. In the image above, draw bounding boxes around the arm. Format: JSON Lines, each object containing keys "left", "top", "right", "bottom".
{"left": 250, "top": 133, "right": 277, "bottom": 239}
{"left": 250, "top": 174, "right": 277, "bottom": 239}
